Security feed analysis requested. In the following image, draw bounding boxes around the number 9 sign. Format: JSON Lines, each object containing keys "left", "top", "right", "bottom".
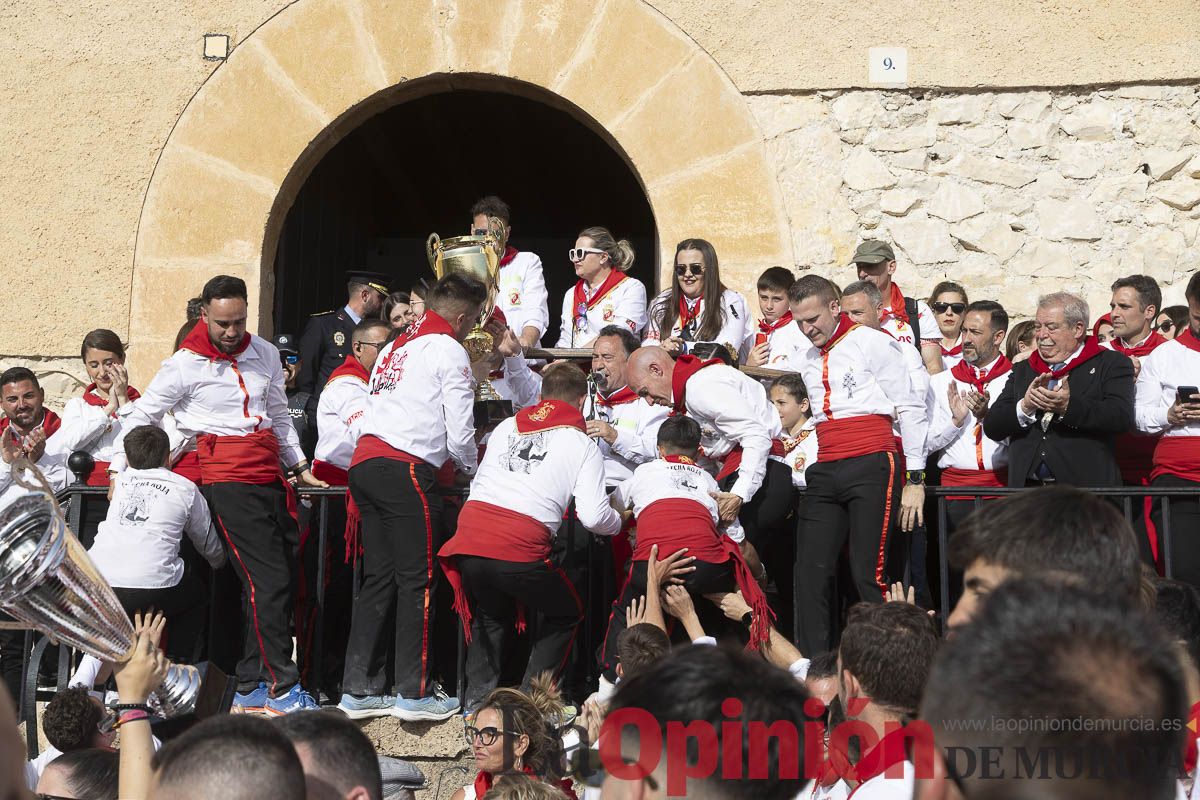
{"left": 869, "top": 47, "right": 908, "bottom": 85}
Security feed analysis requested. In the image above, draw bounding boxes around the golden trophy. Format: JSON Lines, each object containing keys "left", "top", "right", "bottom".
{"left": 427, "top": 215, "right": 507, "bottom": 404}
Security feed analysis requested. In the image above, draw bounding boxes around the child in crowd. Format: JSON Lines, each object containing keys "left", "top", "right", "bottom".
{"left": 740, "top": 266, "right": 811, "bottom": 370}
{"left": 769, "top": 373, "right": 819, "bottom": 489}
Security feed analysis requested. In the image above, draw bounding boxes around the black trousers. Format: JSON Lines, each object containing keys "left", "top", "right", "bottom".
{"left": 204, "top": 481, "right": 300, "bottom": 694}
{"left": 0, "top": 618, "right": 23, "bottom": 714}
{"left": 114, "top": 568, "right": 207, "bottom": 664}
{"left": 343, "top": 458, "right": 443, "bottom": 699}
{"left": 719, "top": 459, "right": 797, "bottom": 552}
{"left": 599, "top": 559, "right": 737, "bottom": 682}
{"left": 457, "top": 555, "right": 581, "bottom": 712}
{"left": 1152, "top": 475, "right": 1200, "bottom": 587}
{"left": 796, "top": 451, "right": 900, "bottom": 655}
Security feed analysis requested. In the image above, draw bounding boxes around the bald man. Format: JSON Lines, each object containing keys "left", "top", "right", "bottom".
{"left": 626, "top": 346, "right": 793, "bottom": 553}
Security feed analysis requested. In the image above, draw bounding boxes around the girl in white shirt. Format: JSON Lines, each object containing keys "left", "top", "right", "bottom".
{"left": 644, "top": 238, "right": 750, "bottom": 362}
{"left": 556, "top": 226, "right": 648, "bottom": 347}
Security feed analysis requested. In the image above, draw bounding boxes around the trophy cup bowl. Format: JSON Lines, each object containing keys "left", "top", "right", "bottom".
{"left": 0, "top": 488, "right": 201, "bottom": 717}
{"left": 426, "top": 216, "right": 508, "bottom": 404}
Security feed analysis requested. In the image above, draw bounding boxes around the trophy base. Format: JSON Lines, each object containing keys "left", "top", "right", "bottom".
{"left": 474, "top": 398, "right": 514, "bottom": 430}
{"left": 153, "top": 663, "right": 204, "bottom": 718}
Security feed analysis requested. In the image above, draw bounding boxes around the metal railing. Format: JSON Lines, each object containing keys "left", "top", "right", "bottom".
{"left": 9, "top": 481, "right": 1198, "bottom": 756}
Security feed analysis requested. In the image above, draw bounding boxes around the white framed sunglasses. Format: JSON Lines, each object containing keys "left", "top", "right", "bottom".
{"left": 569, "top": 247, "right": 605, "bottom": 262}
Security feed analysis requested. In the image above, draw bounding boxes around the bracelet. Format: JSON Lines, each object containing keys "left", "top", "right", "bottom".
{"left": 110, "top": 703, "right": 151, "bottom": 713}
{"left": 115, "top": 709, "right": 150, "bottom": 728}
{"left": 289, "top": 462, "right": 309, "bottom": 477}
{"left": 741, "top": 611, "right": 753, "bottom": 628}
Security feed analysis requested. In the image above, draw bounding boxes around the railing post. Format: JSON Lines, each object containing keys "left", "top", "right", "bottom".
{"left": 937, "top": 494, "right": 950, "bottom": 630}
{"left": 313, "top": 492, "right": 329, "bottom": 699}
{"left": 1162, "top": 496, "right": 1174, "bottom": 580}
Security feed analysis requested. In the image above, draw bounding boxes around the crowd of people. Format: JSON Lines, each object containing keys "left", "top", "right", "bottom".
{"left": 1, "top": 191, "right": 1199, "bottom": 798}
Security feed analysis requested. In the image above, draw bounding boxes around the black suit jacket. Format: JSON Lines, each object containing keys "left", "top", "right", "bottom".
{"left": 983, "top": 349, "right": 1135, "bottom": 487}
{"left": 296, "top": 308, "right": 355, "bottom": 397}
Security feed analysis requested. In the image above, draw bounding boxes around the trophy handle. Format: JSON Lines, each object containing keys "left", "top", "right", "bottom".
{"left": 426, "top": 233, "right": 443, "bottom": 277}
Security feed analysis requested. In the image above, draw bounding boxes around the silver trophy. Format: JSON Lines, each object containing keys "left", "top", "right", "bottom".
{"left": 0, "top": 459, "right": 200, "bottom": 716}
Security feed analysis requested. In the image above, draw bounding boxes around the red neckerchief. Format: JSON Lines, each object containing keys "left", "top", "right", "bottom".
{"left": 515, "top": 399, "right": 587, "bottom": 434}
{"left": 0, "top": 409, "right": 62, "bottom": 440}
{"left": 595, "top": 386, "right": 638, "bottom": 407}
{"left": 1027, "top": 336, "right": 1106, "bottom": 376}
{"left": 820, "top": 314, "right": 859, "bottom": 353}
{"left": 396, "top": 309, "right": 456, "bottom": 345}
{"left": 878, "top": 283, "right": 909, "bottom": 326}
{"left": 678, "top": 294, "right": 703, "bottom": 332}
{"left": 950, "top": 354, "right": 1013, "bottom": 394}
{"left": 326, "top": 354, "right": 369, "bottom": 386}
{"left": 178, "top": 319, "right": 250, "bottom": 361}
{"left": 662, "top": 454, "right": 697, "bottom": 465}
{"left": 759, "top": 311, "right": 793, "bottom": 334}
{"left": 846, "top": 726, "right": 910, "bottom": 791}
{"left": 572, "top": 270, "right": 627, "bottom": 325}
{"left": 941, "top": 336, "right": 963, "bottom": 357}
{"left": 671, "top": 355, "right": 721, "bottom": 414}
{"left": 1109, "top": 330, "right": 1167, "bottom": 358}
{"left": 1177, "top": 329, "right": 1200, "bottom": 354}
{"left": 83, "top": 384, "right": 141, "bottom": 407}
{"left": 499, "top": 245, "right": 519, "bottom": 267}
{"left": 474, "top": 767, "right": 577, "bottom": 800}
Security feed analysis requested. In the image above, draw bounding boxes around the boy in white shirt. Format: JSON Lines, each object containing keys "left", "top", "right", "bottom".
{"left": 741, "top": 266, "right": 812, "bottom": 370}
{"left": 88, "top": 425, "right": 225, "bottom": 661}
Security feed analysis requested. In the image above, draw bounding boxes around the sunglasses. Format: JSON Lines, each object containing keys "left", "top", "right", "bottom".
{"left": 569, "top": 247, "right": 605, "bottom": 262}
{"left": 1159, "top": 320, "right": 1174, "bottom": 332}
{"left": 674, "top": 263, "right": 704, "bottom": 277}
{"left": 464, "top": 725, "right": 520, "bottom": 746}
{"left": 355, "top": 340, "right": 387, "bottom": 350}
{"left": 931, "top": 302, "right": 966, "bottom": 314}
{"left": 281, "top": 354, "right": 299, "bottom": 365}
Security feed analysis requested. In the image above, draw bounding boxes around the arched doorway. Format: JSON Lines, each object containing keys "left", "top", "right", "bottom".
{"left": 272, "top": 84, "right": 657, "bottom": 345}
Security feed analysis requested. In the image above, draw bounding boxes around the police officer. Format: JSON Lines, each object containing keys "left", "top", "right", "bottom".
{"left": 273, "top": 333, "right": 312, "bottom": 453}
{"left": 296, "top": 270, "right": 392, "bottom": 424}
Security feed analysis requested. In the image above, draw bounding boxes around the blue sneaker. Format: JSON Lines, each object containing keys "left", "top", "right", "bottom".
{"left": 392, "top": 686, "right": 460, "bottom": 722}
{"left": 232, "top": 683, "right": 268, "bottom": 714}
{"left": 264, "top": 684, "right": 320, "bottom": 716}
{"left": 337, "top": 693, "right": 396, "bottom": 720}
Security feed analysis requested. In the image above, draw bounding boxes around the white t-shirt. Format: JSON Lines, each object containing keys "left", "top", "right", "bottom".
{"left": 88, "top": 467, "right": 224, "bottom": 588}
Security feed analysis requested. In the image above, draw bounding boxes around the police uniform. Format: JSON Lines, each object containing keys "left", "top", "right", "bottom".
{"left": 296, "top": 270, "right": 392, "bottom": 406}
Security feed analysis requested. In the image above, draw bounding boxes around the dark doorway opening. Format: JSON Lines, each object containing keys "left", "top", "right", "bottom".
{"left": 272, "top": 87, "right": 658, "bottom": 345}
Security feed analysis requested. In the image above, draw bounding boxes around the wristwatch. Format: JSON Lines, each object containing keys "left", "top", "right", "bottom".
{"left": 906, "top": 470, "right": 925, "bottom": 486}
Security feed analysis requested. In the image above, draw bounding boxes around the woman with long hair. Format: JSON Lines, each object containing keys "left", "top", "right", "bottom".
{"left": 452, "top": 678, "right": 576, "bottom": 800}
{"left": 929, "top": 281, "right": 968, "bottom": 370}
{"left": 382, "top": 291, "right": 413, "bottom": 331}
{"left": 644, "top": 238, "right": 749, "bottom": 363}
{"left": 555, "top": 226, "right": 647, "bottom": 348}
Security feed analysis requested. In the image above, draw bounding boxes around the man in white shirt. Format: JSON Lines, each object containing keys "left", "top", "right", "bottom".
{"left": 438, "top": 363, "right": 620, "bottom": 713}
{"left": 788, "top": 275, "right": 929, "bottom": 654}
{"left": 926, "top": 301, "right": 1012, "bottom": 531}
{"left": 110, "top": 275, "right": 326, "bottom": 714}
{"left": 838, "top": 603, "right": 938, "bottom": 799}
{"left": 851, "top": 239, "right": 943, "bottom": 375}
{"left": 338, "top": 273, "right": 485, "bottom": 722}
{"left": 625, "top": 346, "right": 793, "bottom": 552}
{"left": 1136, "top": 270, "right": 1200, "bottom": 585}
{"left": 88, "top": 425, "right": 225, "bottom": 661}
{"left": 470, "top": 195, "right": 549, "bottom": 350}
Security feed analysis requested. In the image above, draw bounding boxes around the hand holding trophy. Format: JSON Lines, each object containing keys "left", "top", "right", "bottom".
{"left": 0, "top": 458, "right": 200, "bottom": 716}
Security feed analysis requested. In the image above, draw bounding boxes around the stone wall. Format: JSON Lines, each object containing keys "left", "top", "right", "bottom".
{"left": 750, "top": 84, "right": 1200, "bottom": 319}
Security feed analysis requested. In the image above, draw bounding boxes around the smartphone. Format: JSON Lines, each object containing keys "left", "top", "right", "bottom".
{"left": 1178, "top": 386, "right": 1199, "bottom": 404}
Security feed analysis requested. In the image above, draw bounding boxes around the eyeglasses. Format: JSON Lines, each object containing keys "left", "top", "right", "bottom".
{"left": 674, "top": 263, "right": 704, "bottom": 277}
{"left": 355, "top": 340, "right": 387, "bottom": 350}
{"left": 281, "top": 354, "right": 299, "bottom": 365}
{"left": 569, "top": 247, "right": 605, "bottom": 262}
{"left": 931, "top": 302, "right": 966, "bottom": 314}
{"left": 1159, "top": 320, "right": 1174, "bottom": 332}
{"left": 464, "top": 725, "right": 520, "bottom": 746}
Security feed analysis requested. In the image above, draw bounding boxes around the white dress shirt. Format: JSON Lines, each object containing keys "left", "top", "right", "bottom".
{"left": 772, "top": 417, "right": 819, "bottom": 489}
{"left": 644, "top": 288, "right": 751, "bottom": 357}
{"left": 739, "top": 316, "right": 812, "bottom": 371}
{"left": 314, "top": 368, "right": 369, "bottom": 470}
{"left": 556, "top": 274, "right": 648, "bottom": 347}
{"left": 926, "top": 357, "right": 1012, "bottom": 470}
{"left": 613, "top": 458, "right": 745, "bottom": 543}
{"left": 1136, "top": 338, "right": 1200, "bottom": 439}
{"left": 497, "top": 250, "right": 550, "bottom": 339}
{"left": 0, "top": 407, "right": 110, "bottom": 508}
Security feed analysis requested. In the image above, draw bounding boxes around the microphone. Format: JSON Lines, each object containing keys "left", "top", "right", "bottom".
{"left": 585, "top": 371, "right": 600, "bottom": 422}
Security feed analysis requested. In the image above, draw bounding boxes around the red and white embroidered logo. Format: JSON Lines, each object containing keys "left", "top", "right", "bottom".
{"left": 371, "top": 350, "right": 409, "bottom": 394}
{"left": 509, "top": 290, "right": 520, "bottom": 305}
{"left": 603, "top": 304, "right": 615, "bottom": 321}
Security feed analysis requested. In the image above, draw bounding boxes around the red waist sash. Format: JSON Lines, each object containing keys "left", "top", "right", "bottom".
{"left": 940, "top": 466, "right": 1007, "bottom": 501}
{"left": 1153, "top": 436, "right": 1200, "bottom": 483}
{"left": 87, "top": 460, "right": 111, "bottom": 487}
{"left": 349, "top": 434, "right": 424, "bottom": 470}
{"left": 172, "top": 451, "right": 201, "bottom": 484}
{"left": 438, "top": 501, "right": 554, "bottom": 642}
{"left": 816, "top": 415, "right": 896, "bottom": 462}
{"left": 196, "top": 430, "right": 283, "bottom": 485}
{"left": 715, "top": 440, "right": 788, "bottom": 483}
{"left": 1116, "top": 432, "right": 1160, "bottom": 485}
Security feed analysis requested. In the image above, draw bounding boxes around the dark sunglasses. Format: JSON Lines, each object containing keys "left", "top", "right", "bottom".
{"left": 464, "top": 725, "right": 520, "bottom": 746}
{"left": 931, "top": 302, "right": 966, "bottom": 314}
{"left": 1158, "top": 320, "right": 1174, "bottom": 332}
{"left": 674, "top": 263, "right": 704, "bottom": 277}
{"left": 355, "top": 340, "right": 387, "bottom": 350}
{"left": 281, "top": 354, "right": 299, "bottom": 365}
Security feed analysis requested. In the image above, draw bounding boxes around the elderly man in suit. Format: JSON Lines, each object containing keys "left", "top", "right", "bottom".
{"left": 984, "top": 292, "right": 1135, "bottom": 487}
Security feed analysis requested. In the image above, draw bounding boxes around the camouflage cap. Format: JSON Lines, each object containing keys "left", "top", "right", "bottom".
{"left": 851, "top": 240, "right": 896, "bottom": 265}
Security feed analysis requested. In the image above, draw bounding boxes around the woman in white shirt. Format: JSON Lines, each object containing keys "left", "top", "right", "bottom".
{"left": 644, "top": 238, "right": 750, "bottom": 362}
{"left": 556, "top": 226, "right": 648, "bottom": 348}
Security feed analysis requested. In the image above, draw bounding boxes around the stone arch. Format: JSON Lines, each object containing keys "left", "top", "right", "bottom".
{"left": 128, "top": 0, "right": 791, "bottom": 379}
